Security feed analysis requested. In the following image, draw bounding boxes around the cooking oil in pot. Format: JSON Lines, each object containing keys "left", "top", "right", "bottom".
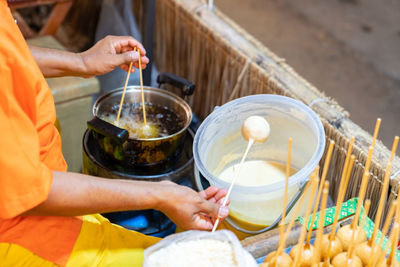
{"left": 100, "top": 103, "right": 185, "bottom": 139}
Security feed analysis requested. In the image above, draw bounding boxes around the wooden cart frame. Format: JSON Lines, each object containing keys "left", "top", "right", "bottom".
{"left": 133, "top": 0, "right": 400, "bottom": 256}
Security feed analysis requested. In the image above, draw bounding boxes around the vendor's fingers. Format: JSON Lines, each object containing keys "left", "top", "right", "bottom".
{"left": 199, "top": 186, "right": 219, "bottom": 200}
{"left": 201, "top": 188, "right": 228, "bottom": 204}
{"left": 117, "top": 52, "right": 145, "bottom": 72}
{"left": 132, "top": 63, "right": 148, "bottom": 70}
{"left": 199, "top": 200, "right": 229, "bottom": 220}
{"left": 192, "top": 215, "right": 214, "bottom": 231}
{"left": 128, "top": 39, "right": 146, "bottom": 55}
{"left": 118, "top": 54, "right": 140, "bottom": 72}
{"left": 107, "top": 35, "right": 145, "bottom": 54}
{"left": 214, "top": 188, "right": 228, "bottom": 202}
{"left": 119, "top": 44, "right": 145, "bottom": 58}
{"left": 120, "top": 64, "right": 136, "bottom": 73}
{"left": 207, "top": 197, "right": 218, "bottom": 203}
{"left": 199, "top": 199, "right": 219, "bottom": 218}
{"left": 141, "top": 56, "right": 149, "bottom": 64}
{"left": 116, "top": 50, "right": 140, "bottom": 66}
{"left": 132, "top": 56, "right": 149, "bottom": 66}
{"left": 120, "top": 46, "right": 133, "bottom": 53}
{"left": 217, "top": 197, "right": 230, "bottom": 206}
{"left": 110, "top": 36, "right": 133, "bottom": 53}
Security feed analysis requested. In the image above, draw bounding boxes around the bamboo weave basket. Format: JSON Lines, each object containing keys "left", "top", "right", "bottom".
{"left": 133, "top": 0, "right": 400, "bottom": 229}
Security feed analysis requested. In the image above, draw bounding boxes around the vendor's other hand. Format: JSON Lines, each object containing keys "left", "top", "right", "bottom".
{"left": 79, "top": 35, "right": 149, "bottom": 77}
{"left": 157, "top": 181, "right": 229, "bottom": 231}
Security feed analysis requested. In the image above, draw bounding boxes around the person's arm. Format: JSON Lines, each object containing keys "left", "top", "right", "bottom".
{"left": 29, "top": 35, "right": 149, "bottom": 78}
{"left": 24, "top": 171, "right": 229, "bottom": 231}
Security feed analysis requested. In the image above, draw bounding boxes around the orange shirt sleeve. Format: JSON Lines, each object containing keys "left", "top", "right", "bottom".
{"left": 0, "top": 0, "right": 66, "bottom": 219}
{"left": 0, "top": 58, "right": 53, "bottom": 219}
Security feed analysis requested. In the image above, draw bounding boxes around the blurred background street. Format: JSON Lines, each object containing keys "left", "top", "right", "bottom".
{"left": 217, "top": 0, "right": 400, "bottom": 147}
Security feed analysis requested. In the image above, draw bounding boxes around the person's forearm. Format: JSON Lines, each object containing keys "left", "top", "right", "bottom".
{"left": 29, "top": 36, "right": 148, "bottom": 78}
{"left": 29, "top": 46, "right": 86, "bottom": 77}
{"left": 23, "top": 171, "right": 164, "bottom": 216}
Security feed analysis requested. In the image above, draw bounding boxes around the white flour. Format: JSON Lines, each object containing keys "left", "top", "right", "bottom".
{"left": 145, "top": 239, "right": 238, "bottom": 267}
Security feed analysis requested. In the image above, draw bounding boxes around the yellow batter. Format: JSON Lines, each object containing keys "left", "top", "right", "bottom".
{"left": 219, "top": 160, "right": 296, "bottom": 187}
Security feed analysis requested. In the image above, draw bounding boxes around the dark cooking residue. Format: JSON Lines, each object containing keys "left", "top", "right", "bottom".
{"left": 100, "top": 103, "right": 185, "bottom": 139}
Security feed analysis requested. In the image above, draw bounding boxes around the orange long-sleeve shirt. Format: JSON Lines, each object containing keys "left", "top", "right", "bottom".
{"left": 0, "top": 1, "right": 82, "bottom": 265}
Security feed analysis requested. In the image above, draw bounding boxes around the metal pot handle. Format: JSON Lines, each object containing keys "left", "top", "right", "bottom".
{"left": 87, "top": 116, "right": 129, "bottom": 144}
{"left": 157, "top": 72, "right": 195, "bottom": 97}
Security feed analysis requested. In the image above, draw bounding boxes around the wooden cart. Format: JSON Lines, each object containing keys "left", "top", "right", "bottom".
{"left": 143, "top": 0, "right": 400, "bottom": 257}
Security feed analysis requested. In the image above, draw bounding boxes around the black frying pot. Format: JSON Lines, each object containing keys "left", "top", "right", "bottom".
{"left": 87, "top": 73, "right": 195, "bottom": 172}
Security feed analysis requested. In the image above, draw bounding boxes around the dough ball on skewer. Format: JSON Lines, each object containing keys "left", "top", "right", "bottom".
{"left": 241, "top": 116, "right": 270, "bottom": 143}
{"left": 331, "top": 252, "right": 362, "bottom": 267}
{"left": 261, "top": 251, "right": 293, "bottom": 267}
{"left": 320, "top": 234, "right": 343, "bottom": 259}
{"left": 289, "top": 244, "right": 320, "bottom": 267}
{"left": 312, "top": 262, "right": 333, "bottom": 267}
{"left": 354, "top": 241, "right": 379, "bottom": 265}
{"left": 336, "top": 225, "right": 367, "bottom": 251}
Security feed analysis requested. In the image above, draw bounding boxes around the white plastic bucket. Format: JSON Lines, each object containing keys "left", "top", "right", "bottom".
{"left": 193, "top": 95, "right": 325, "bottom": 234}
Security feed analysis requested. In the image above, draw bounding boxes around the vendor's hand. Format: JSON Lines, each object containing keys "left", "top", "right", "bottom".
{"left": 157, "top": 181, "right": 229, "bottom": 231}
{"left": 79, "top": 35, "right": 149, "bottom": 77}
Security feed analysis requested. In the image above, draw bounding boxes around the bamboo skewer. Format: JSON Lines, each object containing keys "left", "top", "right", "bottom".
{"left": 260, "top": 119, "right": 391, "bottom": 266}
{"left": 347, "top": 200, "right": 371, "bottom": 261}
{"left": 332, "top": 155, "right": 357, "bottom": 247}
{"left": 326, "top": 138, "right": 355, "bottom": 249}
{"left": 368, "top": 136, "right": 399, "bottom": 247}
{"left": 267, "top": 138, "right": 293, "bottom": 265}
{"left": 346, "top": 119, "right": 380, "bottom": 229}
{"left": 274, "top": 179, "right": 313, "bottom": 259}
{"left": 387, "top": 223, "right": 400, "bottom": 266}
{"left": 335, "top": 145, "right": 374, "bottom": 262}
{"left": 377, "top": 222, "right": 400, "bottom": 264}
{"left": 293, "top": 170, "right": 319, "bottom": 267}
{"left": 350, "top": 146, "right": 373, "bottom": 230}
{"left": 263, "top": 179, "right": 314, "bottom": 266}
{"left": 392, "top": 191, "right": 400, "bottom": 265}
{"left": 368, "top": 200, "right": 398, "bottom": 267}
{"left": 214, "top": 117, "right": 269, "bottom": 233}
{"left": 305, "top": 140, "right": 335, "bottom": 246}
{"left": 137, "top": 48, "right": 147, "bottom": 126}
{"left": 323, "top": 155, "right": 354, "bottom": 261}
{"left": 360, "top": 200, "right": 371, "bottom": 234}
{"left": 313, "top": 181, "right": 330, "bottom": 265}
{"left": 282, "top": 137, "right": 293, "bottom": 229}
{"left": 369, "top": 201, "right": 398, "bottom": 266}
{"left": 330, "top": 199, "right": 368, "bottom": 267}
{"left": 371, "top": 118, "right": 381, "bottom": 149}
{"left": 116, "top": 48, "right": 136, "bottom": 123}
{"left": 389, "top": 200, "right": 400, "bottom": 265}
{"left": 348, "top": 119, "right": 380, "bottom": 229}
{"left": 333, "top": 200, "right": 370, "bottom": 267}
{"left": 212, "top": 139, "right": 254, "bottom": 232}
{"left": 208, "top": 0, "right": 214, "bottom": 10}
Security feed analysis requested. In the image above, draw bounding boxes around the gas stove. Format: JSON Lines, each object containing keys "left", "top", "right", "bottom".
{"left": 82, "top": 120, "right": 199, "bottom": 237}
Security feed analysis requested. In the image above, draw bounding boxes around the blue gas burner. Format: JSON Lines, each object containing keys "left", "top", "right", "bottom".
{"left": 103, "top": 210, "right": 177, "bottom": 238}
{"left": 102, "top": 176, "right": 195, "bottom": 238}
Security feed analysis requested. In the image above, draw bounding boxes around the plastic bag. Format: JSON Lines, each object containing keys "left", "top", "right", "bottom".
{"left": 142, "top": 230, "right": 257, "bottom": 267}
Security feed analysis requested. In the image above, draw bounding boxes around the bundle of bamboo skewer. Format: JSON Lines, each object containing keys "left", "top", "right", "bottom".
{"left": 259, "top": 120, "right": 399, "bottom": 267}
{"left": 132, "top": 0, "right": 400, "bottom": 224}
{"left": 130, "top": 1, "right": 400, "bottom": 262}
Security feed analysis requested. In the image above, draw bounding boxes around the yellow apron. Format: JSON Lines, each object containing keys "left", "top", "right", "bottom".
{"left": 0, "top": 214, "right": 161, "bottom": 267}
